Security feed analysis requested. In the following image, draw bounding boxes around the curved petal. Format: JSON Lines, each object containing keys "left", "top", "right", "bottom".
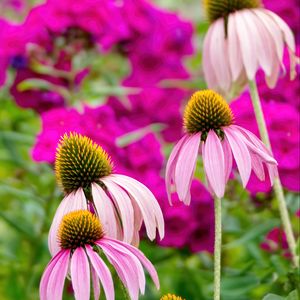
{"left": 175, "top": 133, "right": 201, "bottom": 204}
{"left": 91, "top": 266, "right": 100, "bottom": 300}
{"left": 203, "top": 130, "right": 225, "bottom": 198}
{"left": 165, "top": 134, "right": 189, "bottom": 204}
{"left": 103, "top": 237, "right": 160, "bottom": 290}
{"left": 91, "top": 183, "right": 118, "bottom": 239}
{"left": 104, "top": 175, "right": 164, "bottom": 241}
{"left": 85, "top": 245, "right": 114, "bottom": 300}
{"left": 46, "top": 249, "right": 70, "bottom": 300}
{"left": 250, "top": 153, "right": 265, "bottom": 181}
{"left": 222, "top": 137, "right": 233, "bottom": 182}
{"left": 48, "top": 189, "right": 87, "bottom": 256}
{"left": 223, "top": 127, "right": 251, "bottom": 187}
{"left": 71, "top": 247, "right": 90, "bottom": 300}
{"left": 40, "top": 250, "right": 65, "bottom": 300}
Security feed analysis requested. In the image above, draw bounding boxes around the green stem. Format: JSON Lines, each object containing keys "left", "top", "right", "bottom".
{"left": 248, "top": 79, "right": 299, "bottom": 268}
{"left": 214, "top": 197, "right": 222, "bottom": 300}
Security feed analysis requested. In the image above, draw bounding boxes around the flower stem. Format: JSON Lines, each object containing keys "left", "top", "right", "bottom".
{"left": 248, "top": 79, "right": 299, "bottom": 268}
{"left": 214, "top": 197, "right": 222, "bottom": 300}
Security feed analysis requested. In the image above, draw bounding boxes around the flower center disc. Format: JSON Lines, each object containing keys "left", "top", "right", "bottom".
{"left": 55, "top": 133, "right": 113, "bottom": 194}
{"left": 58, "top": 210, "right": 103, "bottom": 249}
{"left": 161, "top": 294, "right": 185, "bottom": 300}
{"left": 205, "top": 0, "right": 261, "bottom": 22}
{"left": 184, "top": 90, "right": 233, "bottom": 138}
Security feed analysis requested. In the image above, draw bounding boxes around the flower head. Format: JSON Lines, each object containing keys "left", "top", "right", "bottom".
{"left": 40, "top": 210, "right": 159, "bottom": 300}
{"left": 49, "top": 132, "right": 164, "bottom": 256}
{"left": 202, "top": 0, "right": 298, "bottom": 96}
{"left": 161, "top": 294, "right": 185, "bottom": 300}
{"left": 166, "top": 90, "right": 278, "bottom": 203}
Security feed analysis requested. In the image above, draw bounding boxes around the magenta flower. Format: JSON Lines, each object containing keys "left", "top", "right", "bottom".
{"left": 202, "top": 0, "right": 297, "bottom": 95}
{"left": 49, "top": 133, "right": 164, "bottom": 256}
{"left": 40, "top": 210, "right": 159, "bottom": 300}
{"left": 166, "top": 90, "right": 278, "bottom": 202}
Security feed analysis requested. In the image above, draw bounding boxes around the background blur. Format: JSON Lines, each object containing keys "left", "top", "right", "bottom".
{"left": 0, "top": 0, "right": 299, "bottom": 299}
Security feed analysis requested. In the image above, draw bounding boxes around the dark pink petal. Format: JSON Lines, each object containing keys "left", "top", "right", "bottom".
{"left": 85, "top": 245, "right": 114, "bottom": 300}
{"left": 46, "top": 249, "right": 70, "bottom": 300}
{"left": 165, "top": 134, "right": 189, "bottom": 204}
{"left": 71, "top": 247, "right": 90, "bottom": 300}
{"left": 175, "top": 133, "right": 201, "bottom": 204}
{"left": 224, "top": 127, "right": 251, "bottom": 188}
{"left": 203, "top": 130, "right": 225, "bottom": 198}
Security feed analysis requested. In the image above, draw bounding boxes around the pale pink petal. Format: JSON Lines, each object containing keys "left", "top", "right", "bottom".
{"left": 209, "top": 18, "right": 232, "bottom": 91}
{"left": 91, "top": 183, "right": 118, "bottom": 239}
{"left": 40, "top": 250, "right": 65, "bottom": 300}
{"left": 104, "top": 174, "right": 164, "bottom": 241}
{"left": 48, "top": 188, "right": 87, "bottom": 256}
{"left": 101, "top": 179, "right": 134, "bottom": 244}
{"left": 267, "top": 164, "right": 279, "bottom": 186}
{"left": 91, "top": 266, "right": 100, "bottom": 300}
{"left": 221, "top": 137, "right": 233, "bottom": 182}
{"left": 223, "top": 127, "right": 251, "bottom": 188}
{"left": 175, "top": 133, "right": 201, "bottom": 204}
{"left": 46, "top": 249, "right": 70, "bottom": 300}
{"left": 235, "top": 10, "right": 258, "bottom": 79}
{"left": 266, "top": 57, "right": 281, "bottom": 88}
{"left": 85, "top": 245, "right": 114, "bottom": 300}
{"left": 203, "top": 130, "right": 225, "bottom": 198}
{"left": 103, "top": 237, "right": 160, "bottom": 290}
{"left": 165, "top": 134, "right": 189, "bottom": 204}
{"left": 250, "top": 153, "right": 265, "bottom": 181}
{"left": 201, "top": 142, "right": 215, "bottom": 196}
{"left": 227, "top": 13, "right": 243, "bottom": 81}
{"left": 203, "top": 23, "right": 219, "bottom": 88}
{"left": 71, "top": 247, "right": 90, "bottom": 300}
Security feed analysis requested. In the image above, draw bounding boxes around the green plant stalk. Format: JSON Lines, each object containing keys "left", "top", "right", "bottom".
{"left": 214, "top": 197, "right": 222, "bottom": 300}
{"left": 248, "top": 79, "right": 299, "bottom": 268}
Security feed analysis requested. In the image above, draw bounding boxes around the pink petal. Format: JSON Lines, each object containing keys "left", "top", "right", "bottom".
{"left": 48, "top": 188, "right": 87, "bottom": 256}
{"left": 46, "top": 249, "right": 70, "bottom": 300}
{"left": 71, "top": 247, "right": 90, "bottom": 300}
{"left": 203, "top": 130, "right": 225, "bottom": 198}
{"left": 103, "top": 237, "right": 160, "bottom": 289}
{"left": 165, "top": 134, "right": 189, "bottom": 204}
{"left": 91, "top": 266, "right": 100, "bottom": 300}
{"left": 101, "top": 178, "right": 134, "bottom": 244}
{"left": 250, "top": 153, "right": 265, "bottom": 181}
{"left": 40, "top": 250, "right": 65, "bottom": 300}
{"left": 223, "top": 127, "right": 251, "bottom": 187}
{"left": 222, "top": 137, "right": 233, "bottom": 182}
{"left": 91, "top": 183, "right": 118, "bottom": 239}
{"left": 85, "top": 245, "right": 114, "bottom": 300}
{"left": 267, "top": 164, "right": 279, "bottom": 186}
{"left": 105, "top": 174, "right": 164, "bottom": 241}
{"left": 175, "top": 133, "right": 201, "bottom": 204}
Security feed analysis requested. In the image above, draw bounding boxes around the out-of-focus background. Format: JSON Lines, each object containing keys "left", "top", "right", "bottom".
{"left": 0, "top": 0, "right": 299, "bottom": 299}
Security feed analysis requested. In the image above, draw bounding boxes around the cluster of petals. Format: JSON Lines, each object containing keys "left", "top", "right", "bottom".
{"left": 203, "top": 8, "right": 297, "bottom": 95}
{"left": 49, "top": 174, "right": 164, "bottom": 256}
{"left": 166, "top": 125, "right": 278, "bottom": 201}
{"left": 40, "top": 236, "right": 159, "bottom": 300}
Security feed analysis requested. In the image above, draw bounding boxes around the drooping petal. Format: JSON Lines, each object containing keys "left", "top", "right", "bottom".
{"left": 91, "top": 183, "right": 118, "bottom": 239}
{"left": 203, "top": 130, "right": 225, "bottom": 198}
{"left": 104, "top": 174, "right": 164, "bottom": 241}
{"left": 250, "top": 152, "right": 265, "bottom": 181}
{"left": 91, "top": 266, "right": 100, "bottom": 300}
{"left": 222, "top": 137, "right": 233, "bottom": 182}
{"left": 223, "top": 127, "right": 251, "bottom": 188}
{"left": 101, "top": 178, "right": 134, "bottom": 244}
{"left": 165, "top": 134, "right": 189, "bottom": 204}
{"left": 174, "top": 133, "right": 201, "bottom": 204}
{"left": 48, "top": 189, "right": 87, "bottom": 256}
{"left": 71, "top": 247, "right": 90, "bottom": 300}
{"left": 40, "top": 250, "right": 66, "bottom": 300}
{"left": 86, "top": 245, "right": 114, "bottom": 300}
{"left": 46, "top": 249, "right": 70, "bottom": 300}
{"left": 267, "top": 164, "right": 279, "bottom": 186}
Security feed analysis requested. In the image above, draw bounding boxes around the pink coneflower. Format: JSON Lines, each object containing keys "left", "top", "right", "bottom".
{"left": 202, "top": 0, "right": 297, "bottom": 95}
{"left": 40, "top": 210, "right": 159, "bottom": 300}
{"left": 49, "top": 133, "right": 164, "bottom": 256}
{"left": 166, "top": 90, "right": 278, "bottom": 202}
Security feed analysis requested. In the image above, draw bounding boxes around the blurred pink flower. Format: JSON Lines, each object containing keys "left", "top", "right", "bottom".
{"left": 166, "top": 90, "right": 277, "bottom": 203}
{"left": 41, "top": 210, "right": 159, "bottom": 300}
{"left": 203, "top": 7, "right": 297, "bottom": 95}
{"left": 231, "top": 95, "right": 300, "bottom": 193}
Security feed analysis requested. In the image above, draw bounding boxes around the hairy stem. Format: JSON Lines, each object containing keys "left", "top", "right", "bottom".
{"left": 214, "top": 197, "right": 222, "bottom": 300}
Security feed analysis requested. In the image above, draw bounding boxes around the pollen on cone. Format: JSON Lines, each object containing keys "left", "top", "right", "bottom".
{"left": 160, "top": 294, "right": 185, "bottom": 300}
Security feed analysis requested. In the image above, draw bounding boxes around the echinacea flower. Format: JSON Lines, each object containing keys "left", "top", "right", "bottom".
{"left": 202, "top": 0, "right": 298, "bottom": 95}
{"left": 40, "top": 210, "right": 159, "bottom": 300}
{"left": 160, "top": 294, "right": 185, "bottom": 300}
{"left": 49, "top": 133, "right": 164, "bottom": 256}
{"left": 166, "top": 90, "right": 278, "bottom": 202}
